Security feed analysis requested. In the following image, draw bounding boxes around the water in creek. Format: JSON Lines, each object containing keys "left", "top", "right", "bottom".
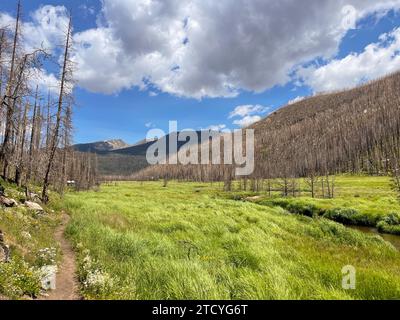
{"left": 349, "top": 226, "right": 400, "bottom": 250}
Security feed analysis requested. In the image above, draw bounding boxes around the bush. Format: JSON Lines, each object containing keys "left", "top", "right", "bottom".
{"left": 267, "top": 200, "right": 319, "bottom": 217}
{"left": 377, "top": 221, "right": 400, "bottom": 235}
{"left": 377, "top": 213, "right": 400, "bottom": 235}
{"left": 381, "top": 212, "right": 400, "bottom": 226}
{"left": 323, "top": 208, "right": 360, "bottom": 225}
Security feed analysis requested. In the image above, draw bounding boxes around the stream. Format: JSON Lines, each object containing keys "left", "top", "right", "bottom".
{"left": 349, "top": 226, "right": 400, "bottom": 250}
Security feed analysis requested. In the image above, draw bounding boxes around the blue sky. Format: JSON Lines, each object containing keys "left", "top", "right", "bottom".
{"left": 1, "top": 1, "right": 400, "bottom": 144}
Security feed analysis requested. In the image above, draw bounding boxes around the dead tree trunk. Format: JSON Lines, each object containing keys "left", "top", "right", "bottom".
{"left": 15, "top": 102, "right": 29, "bottom": 185}
{"left": 42, "top": 16, "right": 72, "bottom": 203}
{"left": 27, "top": 86, "right": 39, "bottom": 181}
{"left": 0, "top": 1, "right": 21, "bottom": 178}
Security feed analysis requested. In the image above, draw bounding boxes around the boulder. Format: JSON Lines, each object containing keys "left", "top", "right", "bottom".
{"left": 40, "top": 265, "right": 58, "bottom": 291}
{"left": 25, "top": 201, "right": 44, "bottom": 212}
{"left": 0, "top": 196, "right": 17, "bottom": 208}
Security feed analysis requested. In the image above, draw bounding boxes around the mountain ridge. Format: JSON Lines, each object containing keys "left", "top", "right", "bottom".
{"left": 73, "top": 139, "right": 131, "bottom": 153}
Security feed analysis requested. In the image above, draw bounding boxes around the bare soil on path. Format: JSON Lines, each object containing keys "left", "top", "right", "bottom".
{"left": 40, "top": 214, "right": 80, "bottom": 300}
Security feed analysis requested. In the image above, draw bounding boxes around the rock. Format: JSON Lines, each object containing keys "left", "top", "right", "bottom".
{"left": 25, "top": 201, "right": 44, "bottom": 212}
{"left": 28, "top": 193, "right": 41, "bottom": 203}
{"left": 0, "top": 196, "right": 17, "bottom": 208}
{"left": 0, "top": 230, "right": 10, "bottom": 263}
{"left": 40, "top": 265, "right": 58, "bottom": 291}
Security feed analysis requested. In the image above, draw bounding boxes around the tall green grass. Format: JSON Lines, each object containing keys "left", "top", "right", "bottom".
{"left": 61, "top": 180, "right": 400, "bottom": 300}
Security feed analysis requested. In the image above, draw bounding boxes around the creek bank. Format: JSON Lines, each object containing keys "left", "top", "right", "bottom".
{"left": 242, "top": 196, "right": 400, "bottom": 249}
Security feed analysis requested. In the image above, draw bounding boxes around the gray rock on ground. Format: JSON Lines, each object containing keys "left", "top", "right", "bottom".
{"left": 40, "top": 265, "right": 58, "bottom": 291}
{"left": 0, "top": 230, "right": 10, "bottom": 263}
{"left": 0, "top": 196, "right": 18, "bottom": 208}
{"left": 25, "top": 201, "right": 44, "bottom": 212}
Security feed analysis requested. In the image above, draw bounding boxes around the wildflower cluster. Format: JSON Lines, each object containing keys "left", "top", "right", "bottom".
{"left": 36, "top": 247, "right": 57, "bottom": 267}
{"left": 80, "top": 250, "right": 114, "bottom": 298}
{"left": 0, "top": 257, "right": 41, "bottom": 299}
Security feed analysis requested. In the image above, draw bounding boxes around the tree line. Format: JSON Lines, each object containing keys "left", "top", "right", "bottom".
{"left": 0, "top": 2, "right": 98, "bottom": 202}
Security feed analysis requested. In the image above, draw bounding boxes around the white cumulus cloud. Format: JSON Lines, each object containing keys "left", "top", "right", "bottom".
{"left": 288, "top": 96, "right": 305, "bottom": 105}
{"left": 233, "top": 116, "right": 262, "bottom": 128}
{"left": 70, "top": 0, "right": 400, "bottom": 98}
{"left": 298, "top": 27, "right": 400, "bottom": 92}
{"left": 2, "top": 1, "right": 400, "bottom": 99}
{"left": 229, "top": 105, "right": 269, "bottom": 119}
{"left": 0, "top": 5, "right": 69, "bottom": 52}
{"left": 229, "top": 104, "right": 269, "bottom": 127}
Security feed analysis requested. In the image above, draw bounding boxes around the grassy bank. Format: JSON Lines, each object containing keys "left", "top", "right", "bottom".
{"left": 61, "top": 179, "right": 400, "bottom": 300}
{"left": 239, "top": 176, "right": 400, "bottom": 234}
{"left": 0, "top": 179, "right": 61, "bottom": 299}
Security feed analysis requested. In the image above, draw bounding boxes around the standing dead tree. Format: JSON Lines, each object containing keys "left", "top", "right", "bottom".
{"left": 42, "top": 15, "right": 73, "bottom": 203}
{"left": 0, "top": 1, "right": 21, "bottom": 178}
{"left": 14, "top": 101, "right": 29, "bottom": 185}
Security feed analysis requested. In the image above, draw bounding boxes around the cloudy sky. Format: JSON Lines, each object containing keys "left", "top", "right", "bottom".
{"left": 1, "top": 0, "right": 400, "bottom": 143}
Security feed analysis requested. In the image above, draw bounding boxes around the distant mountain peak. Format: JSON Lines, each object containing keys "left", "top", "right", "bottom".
{"left": 104, "top": 139, "right": 131, "bottom": 149}
{"left": 73, "top": 139, "right": 131, "bottom": 153}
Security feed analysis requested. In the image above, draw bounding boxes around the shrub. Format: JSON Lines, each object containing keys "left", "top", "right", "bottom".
{"left": 381, "top": 213, "right": 400, "bottom": 226}
{"left": 377, "top": 221, "right": 400, "bottom": 235}
{"left": 323, "top": 208, "right": 360, "bottom": 225}
{"left": 269, "top": 200, "right": 319, "bottom": 217}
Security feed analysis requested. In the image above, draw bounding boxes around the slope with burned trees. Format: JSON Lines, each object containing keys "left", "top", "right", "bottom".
{"left": 136, "top": 71, "right": 400, "bottom": 194}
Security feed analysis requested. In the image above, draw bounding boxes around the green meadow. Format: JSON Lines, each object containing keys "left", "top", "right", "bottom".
{"left": 58, "top": 176, "right": 400, "bottom": 300}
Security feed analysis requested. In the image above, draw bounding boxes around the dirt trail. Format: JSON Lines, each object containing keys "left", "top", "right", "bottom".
{"left": 41, "top": 214, "right": 80, "bottom": 300}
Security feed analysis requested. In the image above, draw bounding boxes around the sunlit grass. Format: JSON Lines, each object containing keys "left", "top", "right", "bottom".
{"left": 239, "top": 176, "right": 400, "bottom": 229}
{"left": 60, "top": 178, "right": 400, "bottom": 300}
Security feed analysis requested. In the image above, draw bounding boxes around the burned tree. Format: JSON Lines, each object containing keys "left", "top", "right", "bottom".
{"left": 42, "top": 15, "right": 73, "bottom": 202}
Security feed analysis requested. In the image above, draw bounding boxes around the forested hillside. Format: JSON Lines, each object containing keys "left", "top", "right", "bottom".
{"left": 136, "top": 72, "right": 400, "bottom": 193}
{"left": 251, "top": 71, "right": 400, "bottom": 178}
